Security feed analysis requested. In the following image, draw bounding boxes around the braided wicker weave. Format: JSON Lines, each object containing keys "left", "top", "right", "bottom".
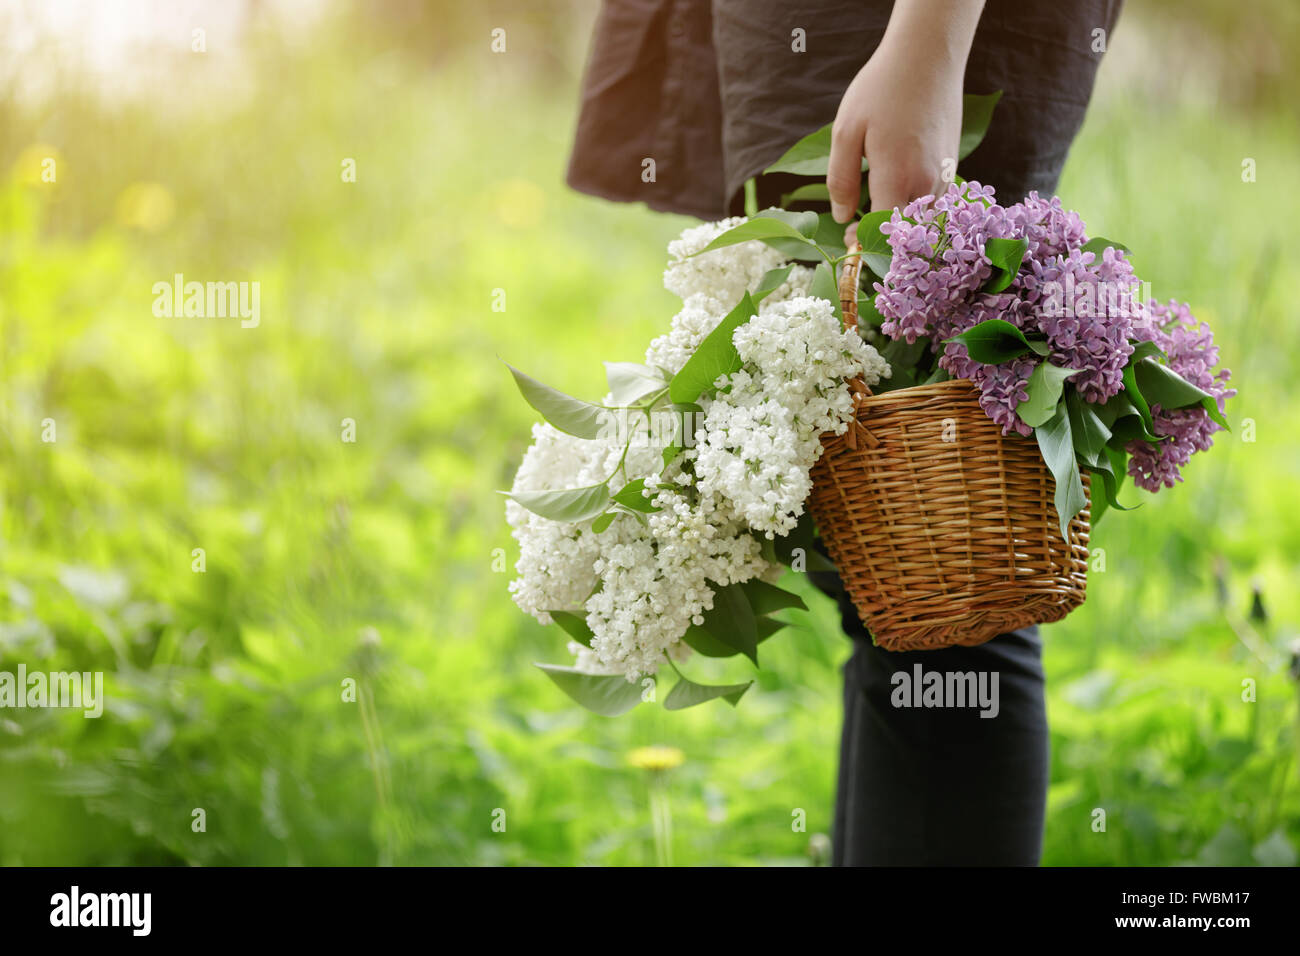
{"left": 807, "top": 246, "right": 1090, "bottom": 651}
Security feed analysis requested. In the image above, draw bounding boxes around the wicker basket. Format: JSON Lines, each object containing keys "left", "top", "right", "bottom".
{"left": 807, "top": 248, "right": 1090, "bottom": 652}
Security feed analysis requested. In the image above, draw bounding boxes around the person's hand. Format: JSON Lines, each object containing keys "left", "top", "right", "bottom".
{"left": 827, "top": 0, "right": 983, "bottom": 230}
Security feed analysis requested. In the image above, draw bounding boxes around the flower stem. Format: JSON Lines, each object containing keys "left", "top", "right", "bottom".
{"left": 649, "top": 777, "right": 673, "bottom": 867}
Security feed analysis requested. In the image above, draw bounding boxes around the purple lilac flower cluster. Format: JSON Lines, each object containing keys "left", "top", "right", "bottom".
{"left": 1125, "top": 300, "right": 1236, "bottom": 491}
{"left": 875, "top": 182, "right": 1143, "bottom": 437}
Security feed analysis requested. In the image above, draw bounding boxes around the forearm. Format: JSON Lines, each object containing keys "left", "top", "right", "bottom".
{"left": 878, "top": 0, "right": 984, "bottom": 73}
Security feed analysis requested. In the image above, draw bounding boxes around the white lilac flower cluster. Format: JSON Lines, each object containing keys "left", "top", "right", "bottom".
{"left": 506, "top": 217, "right": 888, "bottom": 682}
{"left": 694, "top": 297, "right": 887, "bottom": 536}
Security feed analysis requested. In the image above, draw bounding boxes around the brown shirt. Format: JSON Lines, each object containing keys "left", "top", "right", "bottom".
{"left": 567, "top": 0, "right": 1124, "bottom": 219}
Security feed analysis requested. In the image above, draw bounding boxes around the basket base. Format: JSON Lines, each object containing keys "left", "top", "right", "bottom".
{"left": 856, "top": 590, "right": 1082, "bottom": 652}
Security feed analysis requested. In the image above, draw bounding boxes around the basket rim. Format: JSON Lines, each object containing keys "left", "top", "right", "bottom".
{"left": 855, "top": 376, "right": 979, "bottom": 409}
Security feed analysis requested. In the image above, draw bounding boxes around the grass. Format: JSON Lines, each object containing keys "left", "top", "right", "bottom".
{"left": 0, "top": 4, "right": 1297, "bottom": 866}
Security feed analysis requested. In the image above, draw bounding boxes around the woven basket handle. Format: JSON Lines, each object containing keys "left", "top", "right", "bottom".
{"left": 839, "top": 241, "right": 863, "bottom": 334}
{"left": 838, "top": 241, "right": 874, "bottom": 402}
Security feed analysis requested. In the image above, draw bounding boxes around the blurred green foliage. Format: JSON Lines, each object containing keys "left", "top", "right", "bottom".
{"left": 0, "top": 2, "right": 1297, "bottom": 865}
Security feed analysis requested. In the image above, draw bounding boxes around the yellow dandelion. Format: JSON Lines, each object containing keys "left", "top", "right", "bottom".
{"left": 115, "top": 182, "right": 175, "bottom": 233}
{"left": 627, "top": 745, "right": 684, "bottom": 772}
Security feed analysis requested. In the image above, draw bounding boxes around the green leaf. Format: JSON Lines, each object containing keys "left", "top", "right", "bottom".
{"left": 1133, "top": 358, "right": 1230, "bottom": 429}
{"left": 1096, "top": 390, "right": 1161, "bottom": 443}
{"left": 811, "top": 211, "right": 850, "bottom": 258}
{"left": 692, "top": 218, "right": 814, "bottom": 256}
{"left": 547, "top": 610, "right": 593, "bottom": 648}
{"left": 756, "top": 617, "right": 790, "bottom": 641}
{"left": 740, "top": 578, "right": 807, "bottom": 615}
{"left": 763, "top": 92, "right": 1003, "bottom": 177}
{"left": 981, "top": 237, "right": 1028, "bottom": 293}
{"left": 1121, "top": 361, "right": 1155, "bottom": 433}
{"left": 811, "top": 213, "right": 849, "bottom": 260}
{"left": 1129, "top": 339, "right": 1164, "bottom": 363}
{"left": 882, "top": 334, "right": 931, "bottom": 369}
{"left": 773, "top": 512, "right": 837, "bottom": 572}
{"left": 611, "top": 503, "right": 649, "bottom": 527}
{"left": 1081, "top": 236, "right": 1132, "bottom": 258}
{"left": 1033, "top": 403, "right": 1088, "bottom": 540}
{"left": 752, "top": 264, "right": 795, "bottom": 303}
{"left": 1094, "top": 391, "right": 1136, "bottom": 429}
{"left": 877, "top": 333, "right": 932, "bottom": 392}
{"left": 779, "top": 183, "right": 831, "bottom": 205}
{"left": 861, "top": 252, "right": 892, "bottom": 281}
{"left": 857, "top": 291, "right": 886, "bottom": 327}
{"left": 877, "top": 366, "right": 917, "bottom": 393}
{"left": 1107, "top": 415, "right": 1163, "bottom": 447}
{"left": 663, "top": 675, "right": 753, "bottom": 710}
{"left": 681, "top": 624, "right": 738, "bottom": 658}
{"left": 765, "top": 212, "right": 849, "bottom": 262}
{"left": 957, "top": 91, "right": 1003, "bottom": 159}
{"left": 603, "top": 362, "right": 666, "bottom": 406}
{"left": 755, "top": 208, "right": 820, "bottom": 238}
{"left": 809, "top": 262, "right": 842, "bottom": 324}
{"left": 945, "top": 318, "right": 1035, "bottom": 364}
{"left": 668, "top": 292, "right": 757, "bottom": 404}
{"left": 855, "top": 210, "right": 894, "bottom": 278}
{"left": 682, "top": 615, "right": 787, "bottom": 658}
{"left": 762, "top": 238, "right": 824, "bottom": 263}
{"left": 856, "top": 209, "right": 892, "bottom": 254}
{"left": 612, "top": 478, "right": 658, "bottom": 513}
{"left": 762, "top": 124, "right": 844, "bottom": 177}
{"left": 922, "top": 366, "right": 951, "bottom": 385}
{"left": 605, "top": 476, "right": 655, "bottom": 512}
{"left": 504, "top": 482, "right": 611, "bottom": 523}
{"left": 778, "top": 544, "right": 836, "bottom": 574}
{"left": 592, "top": 512, "right": 616, "bottom": 533}
{"left": 534, "top": 664, "right": 646, "bottom": 716}
{"left": 695, "top": 582, "right": 759, "bottom": 666}
{"left": 1083, "top": 446, "right": 1136, "bottom": 523}
{"left": 506, "top": 364, "right": 610, "bottom": 439}
{"left": 1017, "top": 362, "right": 1081, "bottom": 428}
{"left": 1088, "top": 472, "right": 1110, "bottom": 525}
{"left": 657, "top": 402, "right": 702, "bottom": 464}
{"left": 1066, "top": 390, "right": 1112, "bottom": 463}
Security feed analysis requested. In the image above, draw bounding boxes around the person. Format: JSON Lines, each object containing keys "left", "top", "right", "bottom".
{"left": 566, "top": 0, "right": 1124, "bottom": 865}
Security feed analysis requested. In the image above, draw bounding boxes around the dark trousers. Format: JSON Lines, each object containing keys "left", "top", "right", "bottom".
{"left": 803, "top": 551, "right": 1050, "bottom": 867}
{"left": 830, "top": 593, "right": 1050, "bottom": 866}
